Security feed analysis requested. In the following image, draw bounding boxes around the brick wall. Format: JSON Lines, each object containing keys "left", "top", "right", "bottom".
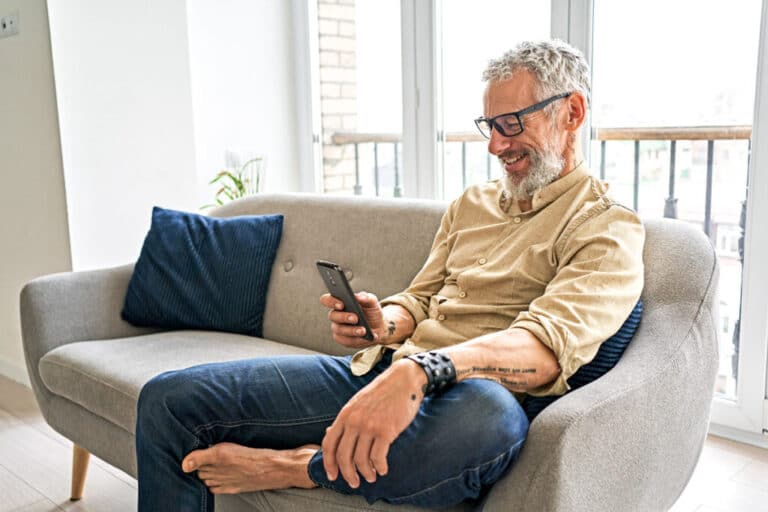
{"left": 317, "top": 0, "right": 357, "bottom": 193}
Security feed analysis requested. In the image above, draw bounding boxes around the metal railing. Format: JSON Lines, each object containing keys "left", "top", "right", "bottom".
{"left": 591, "top": 126, "right": 751, "bottom": 234}
{"left": 330, "top": 125, "right": 751, "bottom": 233}
{"left": 331, "top": 131, "right": 496, "bottom": 197}
{"left": 331, "top": 132, "right": 402, "bottom": 197}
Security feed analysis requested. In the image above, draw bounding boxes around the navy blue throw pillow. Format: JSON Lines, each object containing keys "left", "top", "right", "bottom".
{"left": 121, "top": 207, "right": 283, "bottom": 337}
{"left": 522, "top": 300, "right": 643, "bottom": 421}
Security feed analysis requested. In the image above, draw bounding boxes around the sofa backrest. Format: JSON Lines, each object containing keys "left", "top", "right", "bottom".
{"left": 211, "top": 194, "right": 718, "bottom": 365}
{"left": 210, "top": 193, "right": 448, "bottom": 355}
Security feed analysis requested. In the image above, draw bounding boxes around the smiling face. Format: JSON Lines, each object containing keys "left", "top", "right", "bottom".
{"left": 483, "top": 70, "right": 573, "bottom": 201}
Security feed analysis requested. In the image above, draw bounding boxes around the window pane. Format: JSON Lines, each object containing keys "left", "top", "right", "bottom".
{"left": 317, "top": 0, "right": 403, "bottom": 197}
{"left": 437, "top": 0, "right": 551, "bottom": 199}
{"left": 591, "top": 0, "right": 763, "bottom": 399}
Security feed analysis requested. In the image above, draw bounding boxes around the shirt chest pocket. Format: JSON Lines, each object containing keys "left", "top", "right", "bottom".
{"left": 467, "top": 244, "right": 556, "bottom": 304}
{"left": 445, "top": 224, "right": 511, "bottom": 271}
{"left": 509, "top": 244, "right": 557, "bottom": 299}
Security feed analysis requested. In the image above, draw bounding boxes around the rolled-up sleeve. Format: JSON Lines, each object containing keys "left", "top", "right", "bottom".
{"left": 511, "top": 205, "right": 645, "bottom": 396}
{"left": 379, "top": 199, "right": 458, "bottom": 323}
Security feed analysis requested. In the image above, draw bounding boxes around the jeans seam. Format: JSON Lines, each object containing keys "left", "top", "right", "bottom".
{"left": 389, "top": 437, "right": 526, "bottom": 503}
{"left": 191, "top": 414, "right": 337, "bottom": 437}
{"left": 153, "top": 397, "right": 206, "bottom": 511}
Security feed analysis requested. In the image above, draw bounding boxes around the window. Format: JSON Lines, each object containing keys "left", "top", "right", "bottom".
{"left": 315, "top": 0, "right": 403, "bottom": 197}
{"left": 591, "top": 0, "right": 762, "bottom": 402}
{"left": 436, "top": 1, "right": 551, "bottom": 199}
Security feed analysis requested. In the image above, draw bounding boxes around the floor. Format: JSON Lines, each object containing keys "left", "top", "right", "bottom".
{"left": 0, "top": 374, "right": 766, "bottom": 512}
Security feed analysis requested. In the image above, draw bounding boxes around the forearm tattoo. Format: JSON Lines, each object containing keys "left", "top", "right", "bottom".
{"left": 456, "top": 366, "right": 538, "bottom": 391}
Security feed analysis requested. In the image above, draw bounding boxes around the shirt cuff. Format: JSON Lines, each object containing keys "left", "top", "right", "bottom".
{"left": 379, "top": 293, "right": 429, "bottom": 325}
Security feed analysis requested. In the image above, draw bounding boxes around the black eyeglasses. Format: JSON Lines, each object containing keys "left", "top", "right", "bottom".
{"left": 474, "top": 92, "right": 572, "bottom": 139}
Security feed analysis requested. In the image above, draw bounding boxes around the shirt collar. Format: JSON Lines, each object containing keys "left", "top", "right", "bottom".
{"left": 498, "top": 162, "right": 590, "bottom": 216}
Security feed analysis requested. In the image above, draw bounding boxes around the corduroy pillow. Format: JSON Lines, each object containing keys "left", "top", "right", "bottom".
{"left": 522, "top": 300, "right": 644, "bottom": 421}
{"left": 121, "top": 207, "right": 283, "bottom": 337}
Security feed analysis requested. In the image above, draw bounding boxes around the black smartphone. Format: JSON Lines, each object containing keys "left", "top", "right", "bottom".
{"left": 316, "top": 260, "right": 375, "bottom": 342}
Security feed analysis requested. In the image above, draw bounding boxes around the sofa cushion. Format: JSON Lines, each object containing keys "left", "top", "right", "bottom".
{"left": 38, "top": 331, "right": 320, "bottom": 433}
{"left": 122, "top": 207, "right": 283, "bottom": 337}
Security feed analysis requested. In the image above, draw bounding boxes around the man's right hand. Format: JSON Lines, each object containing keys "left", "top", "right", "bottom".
{"left": 320, "top": 292, "right": 387, "bottom": 348}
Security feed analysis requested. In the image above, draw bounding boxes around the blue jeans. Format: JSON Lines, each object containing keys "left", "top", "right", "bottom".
{"left": 136, "top": 352, "right": 529, "bottom": 511}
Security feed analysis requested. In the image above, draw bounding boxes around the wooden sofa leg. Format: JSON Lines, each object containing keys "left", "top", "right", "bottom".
{"left": 71, "top": 444, "right": 90, "bottom": 501}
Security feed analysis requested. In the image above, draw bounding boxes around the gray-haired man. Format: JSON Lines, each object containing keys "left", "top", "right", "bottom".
{"left": 136, "top": 39, "right": 643, "bottom": 510}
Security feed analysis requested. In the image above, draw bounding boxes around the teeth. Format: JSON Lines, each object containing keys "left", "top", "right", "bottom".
{"left": 503, "top": 154, "right": 525, "bottom": 164}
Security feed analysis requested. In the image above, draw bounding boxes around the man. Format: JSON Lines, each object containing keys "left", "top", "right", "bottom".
{"left": 136, "top": 39, "right": 644, "bottom": 510}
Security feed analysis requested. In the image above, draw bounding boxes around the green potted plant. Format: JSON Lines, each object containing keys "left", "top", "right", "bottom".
{"left": 201, "top": 156, "right": 264, "bottom": 210}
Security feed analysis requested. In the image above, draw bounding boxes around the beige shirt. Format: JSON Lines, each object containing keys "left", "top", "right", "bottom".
{"left": 350, "top": 164, "right": 645, "bottom": 397}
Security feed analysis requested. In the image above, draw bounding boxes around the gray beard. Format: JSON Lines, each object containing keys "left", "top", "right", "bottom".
{"left": 500, "top": 141, "right": 565, "bottom": 202}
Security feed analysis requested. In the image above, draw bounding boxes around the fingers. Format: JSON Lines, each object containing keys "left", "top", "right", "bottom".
{"left": 322, "top": 423, "right": 368, "bottom": 488}
{"left": 331, "top": 320, "right": 367, "bottom": 338}
{"left": 322, "top": 424, "right": 342, "bottom": 482}
{"left": 335, "top": 429, "right": 360, "bottom": 488}
{"left": 321, "top": 291, "right": 378, "bottom": 311}
{"left": 322, "top": 423, "right": 386, "bottom": 488}
{"left": 319, "top": 293, "right": 345, "bottom": 310}
{"left": 326, "top": 299, "right": 371, "bottom": 348}
{"left": 328, "top": 310, "right": 359, "bottom": 324}
{"left": 353, "top": 435, "right": 377, "bottom": 484}
{"left": 369, "top": 437, "right": 390, "bottom": 477}
{"left": 355, "top": 291, "right": 378, "bottom": 306}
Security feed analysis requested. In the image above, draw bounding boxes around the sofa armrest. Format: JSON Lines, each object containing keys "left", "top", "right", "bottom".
{"left": 20, "top": 264, "right": 163, "bottom": 410}
{"left": 483, "top": 282, "right": 719, "bottom": 510}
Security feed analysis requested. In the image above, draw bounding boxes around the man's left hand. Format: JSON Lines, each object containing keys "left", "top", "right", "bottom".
{"left": 321, "top": 359, "right": 427, "bottom": 488}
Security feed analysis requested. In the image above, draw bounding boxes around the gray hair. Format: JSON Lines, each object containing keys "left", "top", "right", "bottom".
{"left": 482, "top": 40, "right": 591, "bottom": 114}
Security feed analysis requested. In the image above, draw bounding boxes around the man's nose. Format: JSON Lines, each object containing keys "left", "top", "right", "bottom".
{"left": 487, "top": 128, "right": 512, "bottom": 156}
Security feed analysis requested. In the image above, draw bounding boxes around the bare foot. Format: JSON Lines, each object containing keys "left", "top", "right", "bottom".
{"left": 181, "top": 442, "right": 320, "bottom": 495}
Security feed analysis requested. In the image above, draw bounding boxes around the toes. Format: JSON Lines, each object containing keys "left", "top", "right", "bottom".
{"left": 182, "top": 446, "right": 218, "bottom": 473}
{"left": 210, "top": 486, "right": 239, "bottom": 495}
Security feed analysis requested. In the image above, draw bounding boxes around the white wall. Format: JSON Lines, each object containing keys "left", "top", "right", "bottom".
{"left": 186, "top": 0, "right": 300, "bottom": 199}
{"left": 48, "top": 0, "right": 301, "bottom": 271}
{"left": 48, "top": 0, "right": 200, "bottom": 271}
{"left": 0, "top": 0, "right": 72, "bottom": 385}
{"left": 0, "top": 0, "right": 301, "bottom": 384}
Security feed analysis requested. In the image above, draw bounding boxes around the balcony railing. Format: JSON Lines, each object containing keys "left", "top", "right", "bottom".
{"left": 591, "top": 126, "right": 751, "bottom": 235}
{"left": 330, "top": 125, "right": 751, "bottom": 235}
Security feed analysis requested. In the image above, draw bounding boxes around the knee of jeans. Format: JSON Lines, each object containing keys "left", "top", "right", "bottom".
{"left": 136, "top": 371, "right": 185, "bottom": 431}
{"left": 454, "top": 379, "right": 529, "bottom": 451}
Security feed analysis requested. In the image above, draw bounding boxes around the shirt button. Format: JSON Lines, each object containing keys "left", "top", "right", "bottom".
{"left": 513, "top": 217, "right": 522, "bottom": 224}
{"left": 437, "top": 314, "right": 446, "bottom": 321}
{"left": 478, "top": 258, "right": 487, "bottom": 265}
{"left": 459, "top": 291, "right": 467, "bottom": 298}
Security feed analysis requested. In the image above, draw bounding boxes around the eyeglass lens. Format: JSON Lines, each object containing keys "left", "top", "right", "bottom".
{"left": 477, "top": 114, "right": 522, "bottom": 138}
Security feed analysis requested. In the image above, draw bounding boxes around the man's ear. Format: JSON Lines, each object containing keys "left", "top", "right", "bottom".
{"left": 565, "top": 92, "right": 587, "bottom": 131}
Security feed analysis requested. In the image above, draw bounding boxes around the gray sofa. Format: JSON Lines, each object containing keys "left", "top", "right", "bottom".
{"left": 20, "top": 192, "right": 719, "bottom": 511}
